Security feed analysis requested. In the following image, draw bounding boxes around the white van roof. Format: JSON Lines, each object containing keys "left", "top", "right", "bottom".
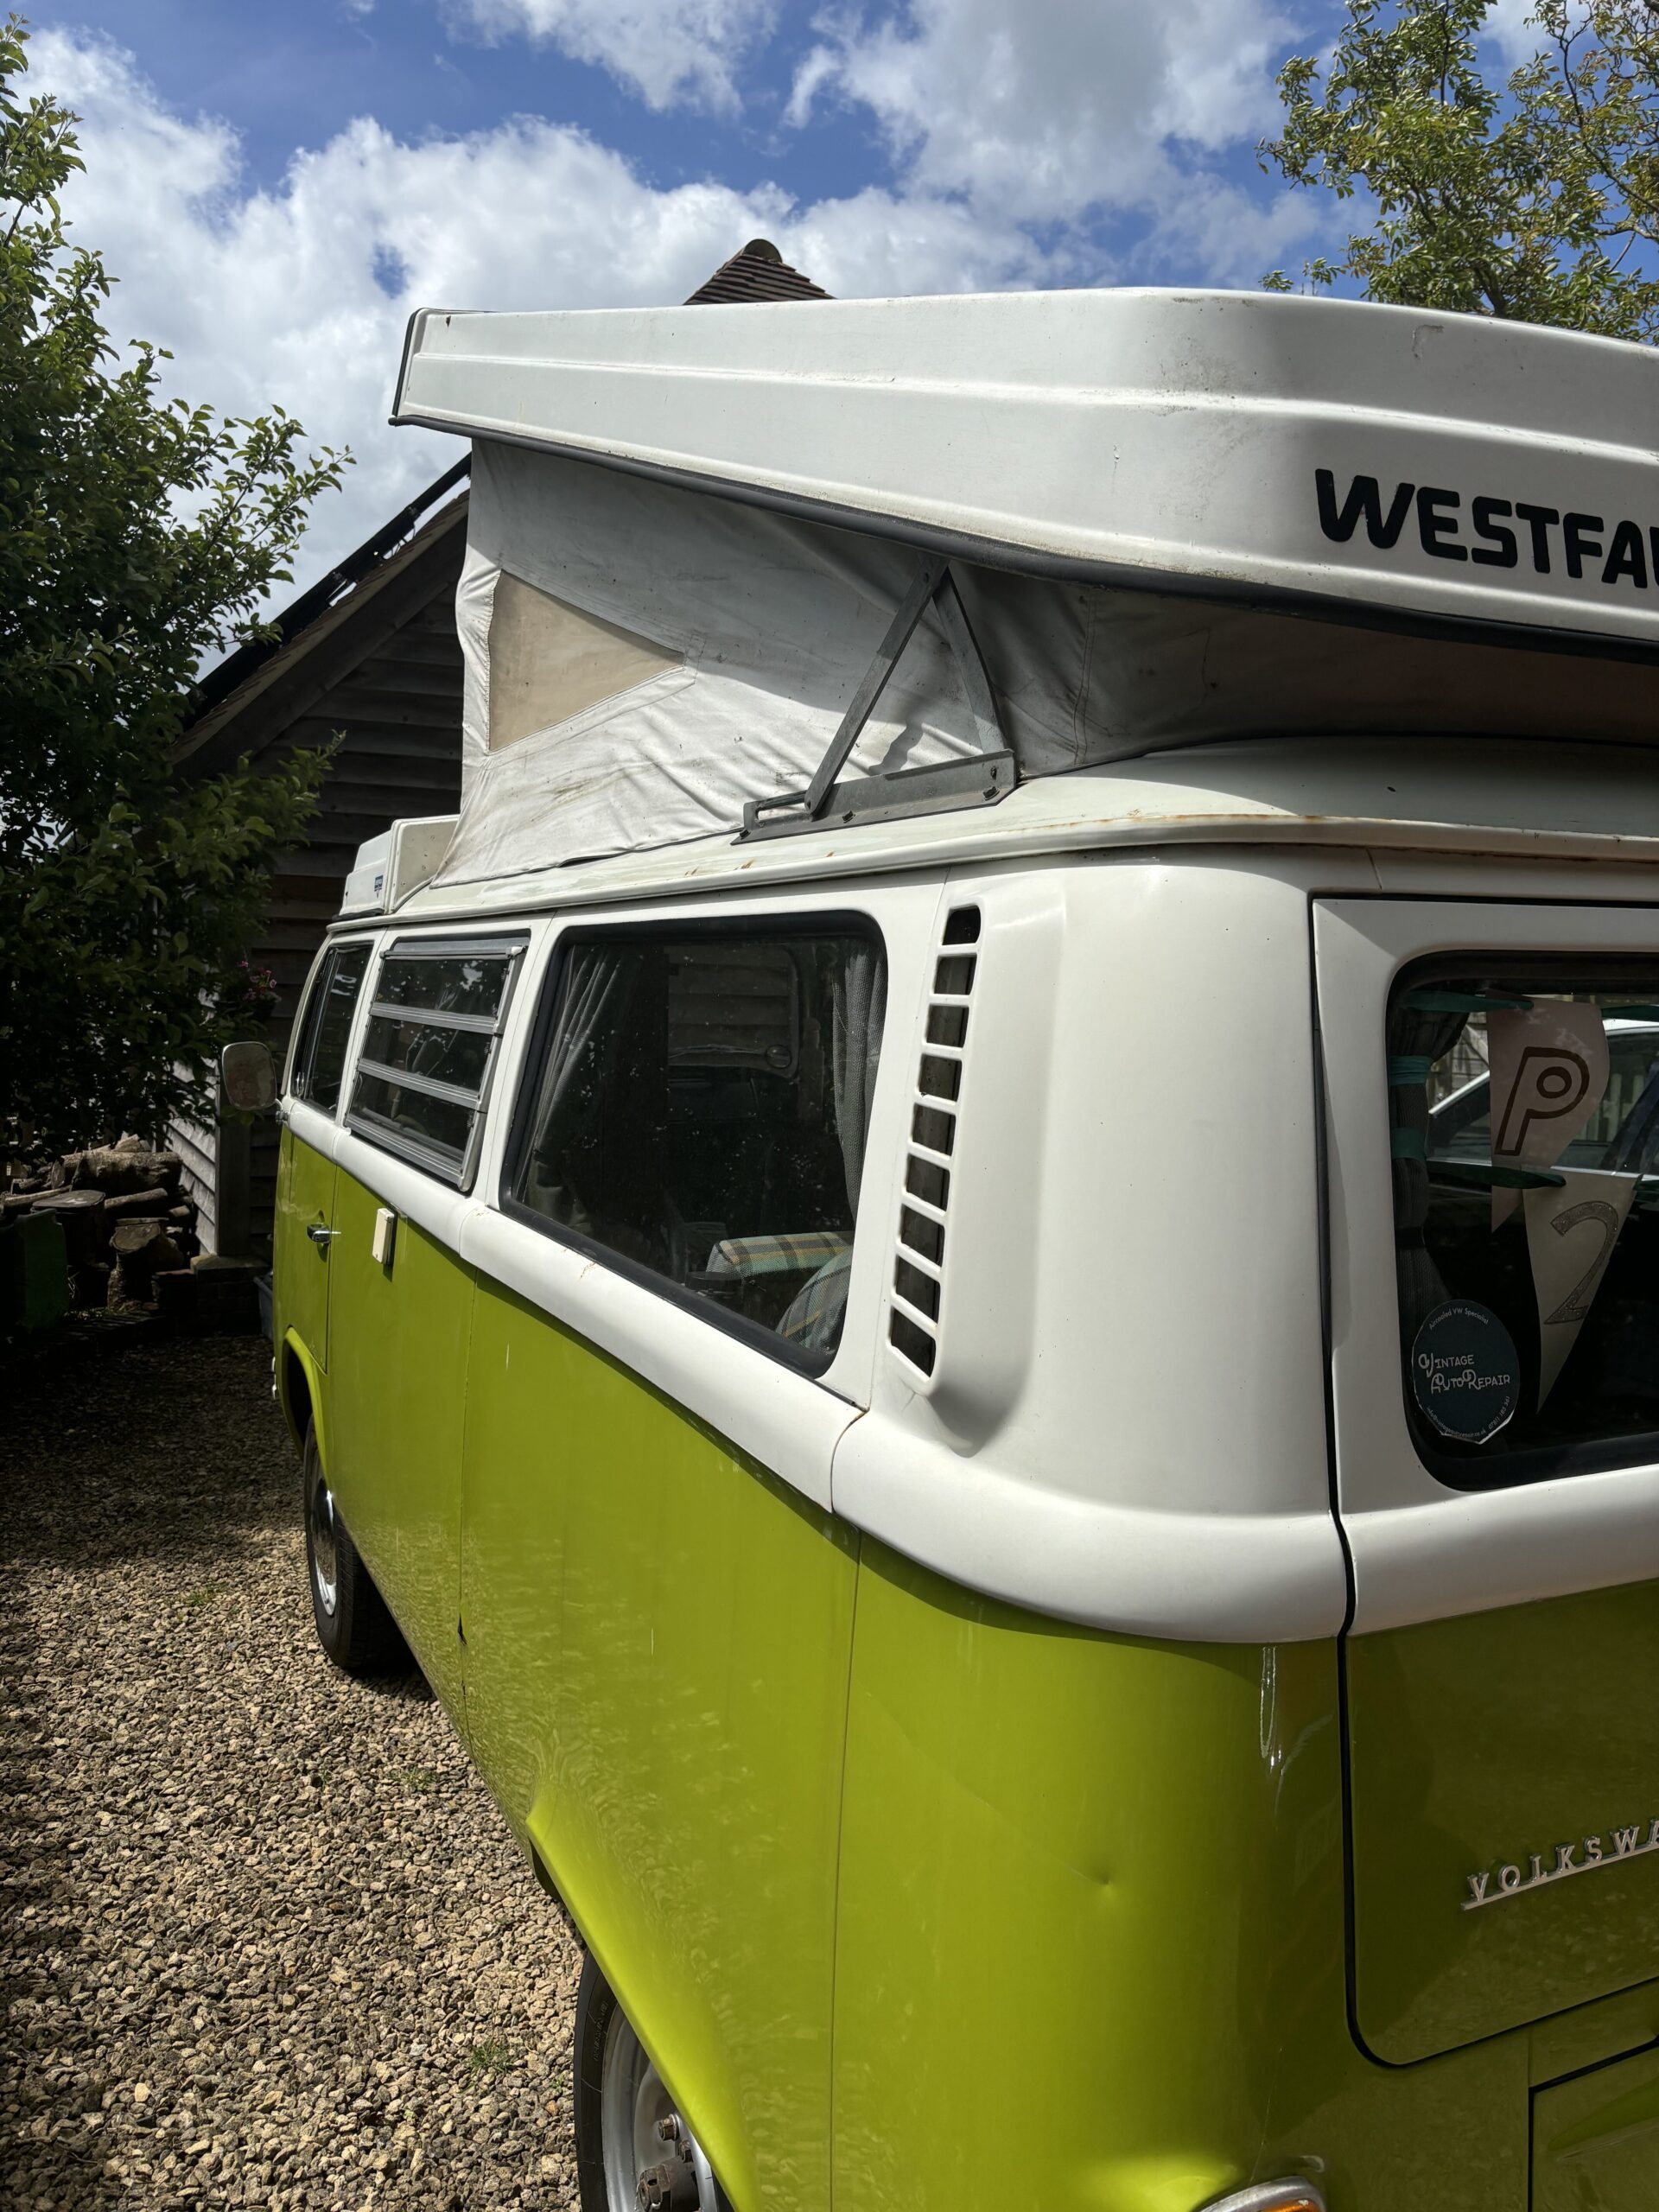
{"left": 334, "top": 734, "right": 1659, "bottom": 932}
{"left": 396, "top": 286, "right": 1659, "bottom": 649}
{"left": 388, "top": 288, "right": 1659, "bottom": 896}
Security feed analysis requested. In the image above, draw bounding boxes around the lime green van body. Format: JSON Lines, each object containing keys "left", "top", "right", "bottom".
{"left": 271, "top": 804, "right": 1659, "bottom": 2212}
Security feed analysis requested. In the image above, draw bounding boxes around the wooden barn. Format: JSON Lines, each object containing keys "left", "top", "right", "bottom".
{"left": 168, "top": 238, "right": 829, "bottom": 1261}
{"left": 167, "top": 464, "right": 470, "bottom": 1260}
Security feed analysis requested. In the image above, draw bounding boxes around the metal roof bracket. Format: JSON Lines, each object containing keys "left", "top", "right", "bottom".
{"left": 739, "top": 556, "right": 1017, "bottom": 841}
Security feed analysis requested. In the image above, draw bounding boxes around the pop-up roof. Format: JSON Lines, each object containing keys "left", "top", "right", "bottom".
{"left": 392, "top": 288, "right": 1659, "bottom": 886}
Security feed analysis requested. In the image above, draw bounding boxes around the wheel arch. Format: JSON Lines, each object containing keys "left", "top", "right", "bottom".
{"left": 279, "top": 1327, "right": 328, "bottom": 1469}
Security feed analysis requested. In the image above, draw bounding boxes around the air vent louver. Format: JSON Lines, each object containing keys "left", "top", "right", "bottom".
{"left": 888, "top": 906, "right": 980, "bottom": 1378}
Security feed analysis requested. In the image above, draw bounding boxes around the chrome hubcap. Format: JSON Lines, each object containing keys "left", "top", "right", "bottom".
{"left": 600, "top": 2003, "right": 717, "bottom": 2212}
{"left": 307, "top": 1460, "right": 340, "bottom": 1618}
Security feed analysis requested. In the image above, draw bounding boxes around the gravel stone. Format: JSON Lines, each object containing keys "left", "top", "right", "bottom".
{"left": 0, "top": 1338, "right": 582, "bottom": 2209}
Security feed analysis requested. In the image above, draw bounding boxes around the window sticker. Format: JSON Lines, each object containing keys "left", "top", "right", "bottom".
{"left": 1411, "top": 1300, "right": 1522, "bottom": 1444}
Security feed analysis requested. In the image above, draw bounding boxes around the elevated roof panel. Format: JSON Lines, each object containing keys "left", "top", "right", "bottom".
{"left": 392, "top": 287, "right": 1659, "bottom": 657}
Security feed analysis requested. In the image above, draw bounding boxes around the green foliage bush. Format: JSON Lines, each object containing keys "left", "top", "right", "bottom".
{"left": 0, "top": 15, "right": 345, "bottom": 1155}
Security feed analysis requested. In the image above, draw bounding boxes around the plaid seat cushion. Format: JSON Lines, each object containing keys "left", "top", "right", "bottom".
{"left": 705, "top": 1231, "right": 850, "bottom": 1280}
{"left": 776, "top": 1249, "right": 855, "bottom": 1351}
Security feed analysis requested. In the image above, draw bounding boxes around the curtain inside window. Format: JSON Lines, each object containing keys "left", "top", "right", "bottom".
{"left": 830, "top": 941, "right": 886, "bottom": 1217}
{"left": 1390, "top": 1003, "right": 1469, "bottom": 1339}
{"left": 520, "top": 944, "right": 642, "bottom": 1229}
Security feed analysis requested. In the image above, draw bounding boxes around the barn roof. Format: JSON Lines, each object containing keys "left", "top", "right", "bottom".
{"left": 683, "top": 238, "right": 832, "bottom": 305}
{"left": 173, "top": 474, "right": 472, "bottom": 777}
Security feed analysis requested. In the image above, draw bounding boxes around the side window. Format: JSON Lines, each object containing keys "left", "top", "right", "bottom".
{"left": 505, "top": 922, "right": 886, "bottom": 1369}
{"left": 346, "top": 935, "right": 524, "bottom": 1185}
{"left": 290, "top": 942, "right": 371, "bottom": 1112}
{"left": 1391, "top": 962, "right": 1659, "bottom": 1483}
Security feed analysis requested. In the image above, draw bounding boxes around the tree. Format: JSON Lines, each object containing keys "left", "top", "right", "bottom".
{"left": 0, "top": 14, "right": 346, "bottom": 1158}
{"left": 1260, "top": 0, "right": 1659, "bottom": 340}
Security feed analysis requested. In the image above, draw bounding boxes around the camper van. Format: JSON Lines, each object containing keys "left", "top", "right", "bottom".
{"left": 255, "top": 288, "right": 1659, "bottom": 2211}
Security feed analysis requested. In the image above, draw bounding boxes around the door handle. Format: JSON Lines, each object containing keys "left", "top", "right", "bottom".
{"left": 306, "top": 1224, "right": 339, "bottom": 1247}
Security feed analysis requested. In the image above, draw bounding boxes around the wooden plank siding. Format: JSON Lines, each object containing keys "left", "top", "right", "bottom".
{"left": 168, "top": 498, "right": 467, "bottom": 1260}
{"left": 168, "top": 1106, "right": 220, "bottom": 1255}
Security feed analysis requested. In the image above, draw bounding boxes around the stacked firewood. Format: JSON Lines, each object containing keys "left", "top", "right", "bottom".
{"left": 2, "top": 1139, "right": 199, "bottom": 1312}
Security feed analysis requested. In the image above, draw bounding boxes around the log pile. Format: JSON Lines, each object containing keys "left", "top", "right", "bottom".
{"left": 3, "top": 1138, "right": 199, "bottom": 1313}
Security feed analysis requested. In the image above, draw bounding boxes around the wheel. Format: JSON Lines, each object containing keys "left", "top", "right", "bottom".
{"left": 302, "top": 1425, "right": 409, "bottom": 1675}
{"left": 574, "top": 1950, "right": 728, "bottom": 2212}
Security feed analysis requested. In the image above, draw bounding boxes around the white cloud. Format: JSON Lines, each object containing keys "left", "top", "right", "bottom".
{"left": 1484, "top": 0, "right": 1547, "bottom": 67}
{"left": 785, "top": 42, "right": 839, "bottom": 129}
{"left": 445, "top": 0, "right": 774, "bottom": 112}
{"left": 33, "top": 28, "right": 1040, "bottom": 590}
{"left": 792, "top": 0, "right": 1296, "bottom": 227}
{"left": 1139, "top": 169, "right": 1340, "bottom": 289}
{"left": 29, "top": 14, "right": 1327, "bottom": 597}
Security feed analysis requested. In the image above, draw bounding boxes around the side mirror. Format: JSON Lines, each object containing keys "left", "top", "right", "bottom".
{"left": 221, "top": 1039, "right": 277, "bottom": 1114}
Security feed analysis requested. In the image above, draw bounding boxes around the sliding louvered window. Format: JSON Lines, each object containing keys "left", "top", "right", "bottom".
{"left": 347, "top": 934, "right": 526, "bottom": 1186}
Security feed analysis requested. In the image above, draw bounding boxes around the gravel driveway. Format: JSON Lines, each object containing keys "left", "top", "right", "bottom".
{"left": 0, "top": 1335, "right": 582, "bottom": 2210}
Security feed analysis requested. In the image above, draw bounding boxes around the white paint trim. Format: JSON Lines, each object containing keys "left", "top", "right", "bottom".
{"left": 326, "top": 1097, "right": 859, "bottom": 1511}
{"left": 334, "top": 1128, "right": 480, "bottom": 1257}
{"left": 289, "top": 851, "right": 1659, "bottom": 1643}
{"left": 834, "top": 855, "right": 1351, "bottom": 1642}
{"left": 287, "top": 1095, "right": 346, "bottom": 1165}
{"left": 833, "top": 1414, "right": 1348, "bottom": 1642}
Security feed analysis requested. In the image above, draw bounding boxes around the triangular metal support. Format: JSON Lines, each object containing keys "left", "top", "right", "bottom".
{"left": 739, "top": 556, "right": 1017, "bottom": 841}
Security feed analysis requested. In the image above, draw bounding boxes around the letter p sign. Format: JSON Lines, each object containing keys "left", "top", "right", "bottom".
{"left": 1487, "top": 1006, "right": 1610, "bottom": 1225}
{"left": 1495, "top": 1046, "right": 1593, "bottom": 1156}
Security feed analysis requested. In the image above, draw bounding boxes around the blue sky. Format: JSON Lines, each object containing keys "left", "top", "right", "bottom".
{"left": 43, "top": 0, "right": 879, "bottom": 207}
{"left": 26, "top": 0, "right": 1526, "bottom": 586}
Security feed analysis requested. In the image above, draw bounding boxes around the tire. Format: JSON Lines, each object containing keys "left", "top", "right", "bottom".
{"left": 574, "top": 1951, "right": 729, "bottom": 2212}
{"left": 302, "top": 1425, "right": 409, "bottom": 1675}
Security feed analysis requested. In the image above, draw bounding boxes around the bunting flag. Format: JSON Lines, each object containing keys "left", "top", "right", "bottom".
{"left": 1523, "top": 1168, "right": 1640, "bottom": 1407}
{"left": 1487, "top": 1003, "right": 1609, "bottom": 1229}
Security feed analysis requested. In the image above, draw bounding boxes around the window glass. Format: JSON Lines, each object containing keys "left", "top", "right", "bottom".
{"left": 352, "top": 1073, "right": 474, "bottom": 1160}
{"left": 360, "top": 1014, "right": 493, "bottom": 1095}
{"left": 346, "top": 938, "right": 523, "bottom": 1183}
{"left": 292, "top": 943, "right": 370, "bottom": 1112}
{"left": 509, "top": 926, "right": 886, "bottom": 1367}
{"left": 1390, "top": 965, "right": 1659, "bottom": 1482}
{"left": 376, "top": 954, "right": 511, "bottom": 1020}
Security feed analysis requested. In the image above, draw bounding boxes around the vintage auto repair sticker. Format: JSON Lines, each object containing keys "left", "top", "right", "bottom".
{"left": 1411, "top": 1300, "right": 1521, "bottom": 1443}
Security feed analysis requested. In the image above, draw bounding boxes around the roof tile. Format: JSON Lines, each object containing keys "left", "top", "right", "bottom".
{"left": 683, "top": 238, "right": 831, "bottom": 305}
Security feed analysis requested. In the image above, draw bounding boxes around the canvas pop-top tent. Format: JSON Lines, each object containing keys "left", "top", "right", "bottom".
{"left": 388, "top": 286, "right": 1659, "bottom": 892}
